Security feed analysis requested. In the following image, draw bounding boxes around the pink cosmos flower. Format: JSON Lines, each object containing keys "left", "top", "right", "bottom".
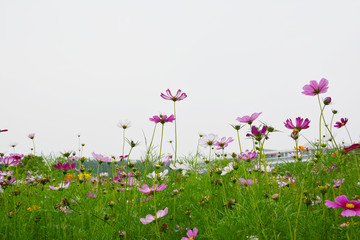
{"left": 344, "top": 143, "right": 360, "bottom": 153}
{"left": 325, "top": 195, "right": 360, "bottom": 217}
{"left": 327, "top": 178, "right": 344, "bottom": 188}
{"left": 246, "top": 126, "right": 268, "bottom": 141}
{"left": 161, "top": 89, "right": 187, "bottom": 102}
{"left": 334, "top": 118, "right": 348, "bottom": 128}
{"left": 239, "top": 150, "right": 258, "bottom": 161}
{"left": 214, "top": 137, "right": 234, "bottom": 150}
{"left": 236, "top": 112, "right": 262, "bottom": 125}
{"left": 0, "top": 156, "right": 20, "bottom": 166}
{"left": 149, "top": 114, "right": 175, "bottom": 124}
{"left": 138, "top": 184, "right": 167, "bottom": 194}
{"left": 239, "top": 178, "right": 257, "bottom": 185}
{"left": 302, "top": 78, "right": 329, "bottom": 96}
{"left": 140, "top": 207, "right": 168, "bottom": 224}
{"left": 91, "top": 152, "right": 112, "bottom": 163}
{"left": 59, "top": 206, "right": 73, "bottom": 215}
{"left": 198, "top": 134, "right": 219, "bottom": 148}
{"left": 28, "top": 133, "right": 35, "bottom": 139}
{"left": 181, "top": 227, "right": 198, "bottom": 240}
{"left": 86, "top": 192, "right": 97, "bottom": 199}
{"left": 284, "top": 117, "right": 310, "bottom": 132}
{"left": 53, "top": 162, "right": 76, "bottom": 170}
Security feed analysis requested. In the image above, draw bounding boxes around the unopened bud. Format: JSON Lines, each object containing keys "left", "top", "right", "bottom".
{"left": 272, "top": 194, "right": 279, "bottom": 200}
{"left": 323, "top": 97, "right": 332, "bottom": 105}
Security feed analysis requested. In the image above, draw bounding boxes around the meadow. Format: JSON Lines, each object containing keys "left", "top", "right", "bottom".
{"left": 1, "top": 78, "right": 360, "bottom": 240}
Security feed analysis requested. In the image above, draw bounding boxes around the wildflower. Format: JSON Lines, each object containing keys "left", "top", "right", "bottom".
{"left": 59, "top": 206, "right": 73, "bottom": 215}
{"left": 28, "top": 133, "right": 35, "bottom": 139}
{"left": 86, "top": 192, "right": 97, "bottom": 199}
{"left": 138, "top": 184, "right": 167, "bottom": 194}
{"left": 27, "top": 205, "right": 41, "bottom": 212}
{"left": 64, "top": 173, "right": 74, "bottom": 179}
{"left": 214, "top": 137, "right": 234, "bottom": 150}
{"left": 327, "top": 178, "right": 345, "bottom": 188}
{"left": 49, "top": 181, "right": 71, "bottom": 190}
{"left": 294, "top": 146, "right": 308, "bottom": 151}
{"left": 236, "top": 112, "right": 262, "bottom": 125}
{"left": 149, "top": 114, "right": 175, "bottom": 124}
{"left": 198, "top": 134, "right": 219, "bottom": 148}
{"left": 0, "top": 156, "right": 20, "bottom": 167}
{"left": 284, "top": 117, "right": 310, "bottom": 132}
{"left": 91, "top": 152, "right": 112, "bottom": 163}
{"left": 117, "top": 120, "right": 131, "bottom": 129}
{"left": 221, "top": 162, "right": 234, "bottom": 175}
{"left": 140, "top": 207, "right": 168, "bottom": 224}
{"left": 246, "top": 126, "right": 268, "bottom": 141}
{"left": 334, "top": 118, "right": 348, "bottom": 128}
{"left": 325, "top": 195, "right": 360, "bottom": 217}
{"left": 78, "top": 172, "right": 91, "bottom": 180}
{"left": 0, "top": 129, "right": 8, "bottom": 133}
{"left": 170, "top": 163, "right": 190, "bottom": 173}
{"left": 302, "top": 78, "right": 329, "bottom": 96}
{"left": 240, "top": 150, "right": 258, "bottom": 161}
{"left": 344, "top": 143, "right": 360, "bottom": 153}
{"left": 238, "top": 178, "right": 257, "bottom": 185}
{"left": 323, "top": 97, "right": 332, "bottom": 105}
{"left": 181, "top": 227, "right": 198, "bottom": 240}
{"left": 147, "top": 169, "right": 169, "bottom": 180}
{"left": 53, "top": 162, "right": 76, "bottom": 171}
{"left": 160, "top": 89, "right": 187, "bottom": 102}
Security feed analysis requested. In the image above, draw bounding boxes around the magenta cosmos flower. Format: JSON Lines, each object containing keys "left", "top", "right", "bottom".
{"left": 181, "top": 227, "right": 198, "bottom": 240}
{"left": 140, "top": 207, "right": 168, "bottom": 224}
{"left": 239, "top": 150, "right": 258, "bottom": 161}
{"left": 0, "top": 129, "right": 8, "bottom": 133}
{"left": 344, "top": 143, "right": 360, "bottom": 153}
{"left": 284, "top": 117, "right": 310, "bottom": 132}
{"left": 325, "top": 195, "right": 360, "bottom": 217}
{"left": 149, "top": 114, "right": 175, "bottom": 124}
{"left": 53, "top": 162, "right": 76, "bottom": 170}
{"left": 246, "top": 126, "right": 268, "bottom": 141}
{"left": 214, "top": 137, "right": 234, "bottom": 150}
{"left": 239, "top": 178, "right": 257, "bottom": 185}
{"left": 302, "top": 78, "right": 329, "bottom": 96}
{"left": 138, "top": 184, "right": 167, "bottom": 194}
{"left": 334, "top": 118, "right": 348, "bottom": 128}
{"left": 236, "top": 112, "right": 262, "bottom": 125}
{"left": 161, "top": 89, "right": 187, "bottom": 102}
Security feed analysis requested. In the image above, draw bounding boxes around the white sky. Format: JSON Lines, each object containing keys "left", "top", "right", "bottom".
{"left": 1, "top": 1, "right": 360, "bottom": 159}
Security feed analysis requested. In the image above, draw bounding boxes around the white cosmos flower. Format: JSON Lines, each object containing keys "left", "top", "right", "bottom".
{"left": 221, "top": 162, "right": 234, "bottom": 175}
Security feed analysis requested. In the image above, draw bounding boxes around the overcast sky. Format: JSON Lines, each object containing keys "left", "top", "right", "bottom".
{"left": 1, "top": 1, "right": 359, "bottom": 160}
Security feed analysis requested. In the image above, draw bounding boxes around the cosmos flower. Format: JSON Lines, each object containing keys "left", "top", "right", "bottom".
{"left": 236, "top": 112, "right": 262, "bottom": 125}
{"left": 0, "top": 129, "right": 8, "bottom": 133}
{"left": 91, "top": 152, "right": 112, "bottom": 163}
{"left": 334, "top": 118, "right": 348, "bottom": 128}
{"left": 214, "top": 137, "right": 234, "bottom": 150}
{"left": 138, "top": 184, "right": 167, "bottom": 194}
{"left": 28, "top": 133, "right": 35, "bottom": 139}
{"left": 49, "top": 181, "right": 70, "bottom": 190}
{"left": 59, "top": 206, "right": 73, "bottom": 215}
{"left": 284, "top": 117, "right": 310, "bottom": 132}
{"left": 181, "top": 228, "right": 198, "bottom": 240}
{"left": 239, "top": 178, "right": 257, "bottom": 185}
{"left": 147, "top": 169, "right": 169, "bottom": 180}
{"left": 170, "top": 162, "right": 190, "bottom": 172}
{"left": 140, "top": 207, "right": 168, "bottom": 224}
{"left": 344, "top": 143, "right": 360, "bottom": 153}
{"left": 117, "top": 120, "right": 131, "bottom": 129}
{"left": 198, "top": 134, "right": 219, "bottom": 148}
{"left": 246, "top": 126, "right": 268, "bottom": 141}
{"left": 240, "top": 150, "right": 258, "bottom": 161}
{"left": 302, "top": 78, "right": 329, "bottom": 96}
{"left": 221, "top": 162, "right": 234, "bottom": 175}
{"left": 161, "top": 89, "right": 187, "bottom": 102}
{"left": 149, "top": 114, "right": 175, "bottom": 124}
{"left": 53, "top": 162, "right": 76, "bottom": 170}
{"left": 325, "top": 195, "right": 360, "bottom": 217}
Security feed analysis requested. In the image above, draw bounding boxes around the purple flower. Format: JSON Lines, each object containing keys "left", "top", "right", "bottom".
{"left": 325, "top": 195, "right": 360, "bottom": 217}
{"left": 327, "top": 178, "right": 344, "bottom": 188}
{"left": 344, "top": 143, "right": 360, "bottom": 153}
{"left": 91, "top": 152, "right": 112, "bottom": 163}
{"left": 86, "top": 192, "right": 97, "bottom": 199}
{"left": 323, "top": 97, "right": 332, "bottom": 105}
{"left": 302, "top": 78, "right": 329, "bottom": 96}
{"left": 161, "top": 89, "right": 187, "bottom": 102}
{"left": 246, "top": 126, "right": 268, "bottom": 141}
{"left": 59, "top": 206, "right": 73, "bottom": 215}
{"left": 28, "top": 133, "right": 35, "bottom": 139}
{"left": 149, "top": 114, "right": 175, "bottom": 124}
{"left": 284, "top": 117, "right": 310, "bottom": 132}
{"left": 334, "top": 118, "right": 348, "bottom": 128}
{"left": 214, "top": 137, "right": 234, "bottom": 150}
{"left": 236, "top": 112, "right": 262, "bottom": 125}
{"left": 239, "top": 178, "right": 257, "bottom": 185}
{"left": 240, "top": 150, "right": 258, "bottom": 161}
{"left": 53, "top": 162, "right": 76, "bottom": 170}
{"left": 0, "top": 129, "right": 8, "bottom": 133}
{"left": 181, "top": 228, "right": 198, "bottom": 240}
{"left": 140, "top": 207, "right": 168, "bottom": 224}
{"left": 0, "top": 156, "right": 20, "bottom": 167}
{"left": 138, "top": 184, "right": 167, "bottom": 194}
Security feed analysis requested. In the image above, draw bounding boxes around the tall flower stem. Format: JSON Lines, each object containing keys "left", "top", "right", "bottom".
{"left": 144, "top": 124, "right": 157, "bottom": 177}
{"left": 344, "top": 126, "right": 353, "bottom": 144}
{"left": 122, "top": 129, "right": 126, "bottom": 157}
{"left": 173, "top": 102, "right": 178, "bottom": 164}
{"left": 236, "top": 129, "right": 247, "bottom": 180}
{"left": 158, "top": 124, "right": 165, "bottom": 163}
{"left": 32, "top": 139, "right": 36, "bottom": 155}
{"left": 317, "top": 95, "right": 323, "bottom": 150}
{"left": 194, "top": 141, "right": 200, "bottom": 176}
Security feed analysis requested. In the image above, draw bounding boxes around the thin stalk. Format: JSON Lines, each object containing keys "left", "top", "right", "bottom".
{"left": 236, "top": 129, "right": 247, "bottom": 179}
{"left": 122, "top": 129, "right": 126, "bottom": 157}
{"left": 173, "top": 102, "right": 178, "bottom": 163}
{"left": 344, "top": 126, "right": 353, "bottom": 144}
{"left": 158, "top": 124, "right": 165, "bottom": 163}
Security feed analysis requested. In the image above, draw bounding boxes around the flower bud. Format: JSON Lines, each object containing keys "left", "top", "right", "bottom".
{"left": 332, "top": 109, "right": 338, "bottom": 114}
{"left": 319, "top": 186, "right": 328, "bottom": 194}
{"left": 340, "top": 223, "right": 349, "bottom": 228}
{"left": 323, "top": 97, "right": 331, "bottom": 105}
{"left": 271, "top": 194, "right": 279, "bottom": 200}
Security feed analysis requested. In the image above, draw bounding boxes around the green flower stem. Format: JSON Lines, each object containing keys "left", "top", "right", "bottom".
{"left": 173, "top": 102, "right": 178, "bottom": 164}
{"left": 236, "top": 129, "right": 247, "bottom": 180}
{"left": 344, "top": 126, "right": 353, "bottom": 144}
{"left": 158, "top": 124, "right": 165, "bottom": 164}
{"left": 122, "top": 128, "right": 126, "bottom": 157}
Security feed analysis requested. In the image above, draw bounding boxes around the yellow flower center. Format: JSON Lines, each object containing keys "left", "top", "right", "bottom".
{"left": 346, "top": 203, "right": 355, "bottom": 209}
{"left": 189, "top": 237, "right": 194, "bottom": 240}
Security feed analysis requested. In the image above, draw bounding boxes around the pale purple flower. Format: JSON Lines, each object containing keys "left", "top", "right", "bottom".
{"left": 86, "top": 192, "right": 97, "bottom": 199}
{"left": 325, "top": 195, "right": 360, "bottom": 217}
{"left": 161, "top": 89, "right": 187, "bottom": 102}
{"left": 334, "top": 118, "right": 348, "bottom": 128}
{"left": 59, "top": 206, "right": 73, "bottom": 215}
{"left": 198, "top": 134, "right": 219, "bottom": 148}
{"left": 181, "top": 227, "right": 198, "bottom": 240}
{"left": 138, "top": 184, "right": 167, "bottom": 194}
{"left": 214, "top": 137, "right": 234, "bottom": 150}
{"left": 91, "top": 152, "right": 112, "bottom": 163}
{"left": 239, "top": 178, "right": 257, "bottom": 185}
{"left": 240, "top": 150, "right": 258, "bottom": 161}
{"left": 236, "top": 112, "right": 262, "bottom": 125}
{"left": 140, "top": 207, "right": 168, "bottom": 224}
{"left": 327, "top": 178, "right": 345, "bottom": 188}
{"left": 28, "top": 133, "right": 35, "bottom": 139}
{"left": 149, "top": 114, "right": 175, "bottom": 124}
{"left": 302, "top": 78, "right": 329, "bottom": 96}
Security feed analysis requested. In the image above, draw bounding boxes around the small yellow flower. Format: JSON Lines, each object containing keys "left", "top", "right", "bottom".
{"left": 78, "top": 172, "right": 91, "bottom": 180}
{"left": 27, "top": 205, "right": 41, "bottom": 212}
